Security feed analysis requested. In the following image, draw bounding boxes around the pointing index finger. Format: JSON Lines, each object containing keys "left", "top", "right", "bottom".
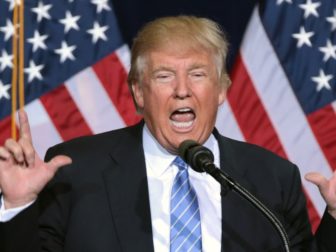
{"left": 18, "top": 110, "right": 33, "bottom": 142}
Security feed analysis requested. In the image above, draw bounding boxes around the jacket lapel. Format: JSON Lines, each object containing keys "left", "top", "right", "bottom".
{"left": 102, "top": 123, "right": 155, "bottom": 252}
{"left": 215, "top": 130, "right": 258, "bottom": 251}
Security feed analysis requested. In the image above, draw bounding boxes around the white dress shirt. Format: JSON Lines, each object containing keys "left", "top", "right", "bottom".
{"left": 143, "top": 125, "right": 222, "bottom": 252}
{"left": 0, "top": 197, "right": 34, "bottom": 221}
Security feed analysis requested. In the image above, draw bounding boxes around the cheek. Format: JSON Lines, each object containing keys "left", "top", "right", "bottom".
{"left": 147, "top": 85, "right": 172, "bottom": 104}
{"left": 142, "top": 87, "right": 171, "bottom": 116}
{"left": 196, "top": 86, "right": 224, "bottom": 116}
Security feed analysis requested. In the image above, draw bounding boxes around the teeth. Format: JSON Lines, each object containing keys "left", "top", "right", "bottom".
{"left": 170, "top": 120, "right": 193, "bottom": 128}
{"left": 177, "top": 108, "right": 191, "bottom": 112}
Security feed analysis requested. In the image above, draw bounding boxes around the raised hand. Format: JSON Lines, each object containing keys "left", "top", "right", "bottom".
{"left": 305, "top": 171, "right": 336, "bottom": 219}
{"left": 0, "top": 110, "right": 72, "bottom": 209}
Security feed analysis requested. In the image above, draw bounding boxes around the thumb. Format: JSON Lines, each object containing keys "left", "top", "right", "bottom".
{"left": 305, "top": 172, "right": 328, "bottom": 191}
{"left": 47, "top": 155, "right": 72, "bottom": 174}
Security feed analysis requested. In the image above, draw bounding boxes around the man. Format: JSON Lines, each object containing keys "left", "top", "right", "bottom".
{"left": 0, "top": 16, "right": 335, "bottom": 251}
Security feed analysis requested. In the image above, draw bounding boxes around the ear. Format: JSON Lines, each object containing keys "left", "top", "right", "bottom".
{"left": 217, "top": 85, "right": 227, "bottom": 106}
{"left": 132, "top": 82, "right": 144, "bottom": 109}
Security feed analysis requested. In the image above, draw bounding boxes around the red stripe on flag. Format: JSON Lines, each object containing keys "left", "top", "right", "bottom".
{"left": 92, "top": 52, "right": 142, "bottom": 126}
{"left": 306, "top": 193, "right": 321, "bottom": 233}
{"left": 40, "top": 85, "right": 93, "bottom": 141}
{"left": 307, "top": 105, "right": 336, "bottom": 171}
{"left": 0, "top": 116, "right": 13, "bottom": 145}
{"left": 228, "top": 55, "right": 286, "bottom": 158}
{"left": 229, "top": 54, "right": 320, "bottom": 231}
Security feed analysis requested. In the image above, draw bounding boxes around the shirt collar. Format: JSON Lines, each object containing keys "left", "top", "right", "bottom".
{"left": 142, "top": 124, "right": 219, "bottom": 176}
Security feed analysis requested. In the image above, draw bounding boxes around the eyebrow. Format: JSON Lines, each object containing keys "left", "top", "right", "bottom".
{"left": 152, "top": 63, "right": 208, "bottom": 73}
{"left": 187, "top": 63, "right": 208, "bottom": 71}
{"left": 152, "top": 66, "right": 176, "bottom": 74}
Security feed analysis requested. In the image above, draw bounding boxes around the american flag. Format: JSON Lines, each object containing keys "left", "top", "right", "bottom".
{"left": 216, "top": 0, "right": 336, "bottom": 231}
{"left": 0, "top": 0, "right": 141, "bottom": 155}
{"left": 0, "top": 0, "right": 335, "bottom": 232}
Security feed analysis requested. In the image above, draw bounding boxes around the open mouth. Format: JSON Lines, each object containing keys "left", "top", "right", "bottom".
{"left": 169, "top": 107, "right": 195, "bottom": 129}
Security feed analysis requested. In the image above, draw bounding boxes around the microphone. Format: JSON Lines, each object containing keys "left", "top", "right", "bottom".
{"left": 178, "top": 140, "right": 235, "bottom": 192}
{"left": 178, "top": 140, "right": 214, "bottom": 173}
{"left": 178, "top": 140, "right": 291, "bottom": 252}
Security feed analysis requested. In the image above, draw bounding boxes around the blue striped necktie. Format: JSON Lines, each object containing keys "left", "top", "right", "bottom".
{"left": 170, "top": 157, "right": 202, "bottom": 252}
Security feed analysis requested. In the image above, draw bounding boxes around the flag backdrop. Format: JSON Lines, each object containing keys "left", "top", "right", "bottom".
{"left": 0, "top": 0, "right": 335, "bottom": 232}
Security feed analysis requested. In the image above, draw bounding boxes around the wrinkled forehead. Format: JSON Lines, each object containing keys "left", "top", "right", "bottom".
{"left": 140, "top": 39, "right": 216, "bottom": 67}
{"left": 152, "top": 34, "right": 215, "bottom": 55}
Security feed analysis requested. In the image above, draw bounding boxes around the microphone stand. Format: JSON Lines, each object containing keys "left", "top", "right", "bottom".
{"left": 202, "top": 161, "right": 291, "bottom": 252}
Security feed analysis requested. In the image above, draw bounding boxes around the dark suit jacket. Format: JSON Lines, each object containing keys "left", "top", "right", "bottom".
{"left": 1, "top": 122, "right": 335, "bottom": 251}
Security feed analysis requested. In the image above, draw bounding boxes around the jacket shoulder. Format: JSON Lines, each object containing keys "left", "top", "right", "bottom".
{"left": 219, "top": 134, "right": 292, "bottom": 167}
{"left": 44, "top": 122, "right": 143, "bottom": 161}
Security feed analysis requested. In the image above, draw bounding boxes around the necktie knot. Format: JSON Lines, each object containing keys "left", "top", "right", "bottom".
{"left": 173, "top": 156, "right": 188, "bottom": 171}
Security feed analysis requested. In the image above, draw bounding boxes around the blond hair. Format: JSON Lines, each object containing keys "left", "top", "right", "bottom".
{"left": 128, "top": 15, "right": 231, "bottom": 110}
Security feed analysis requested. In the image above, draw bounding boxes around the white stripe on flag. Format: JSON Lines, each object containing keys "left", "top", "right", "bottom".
{"left": 65, "top": 67, "right": 126, "bottom": 134}
{"left": 216, "top": 101, "right": 245, "bottom": 142}
{"left": 116, "top": 44, "right": 131, "bottom": 73}
{"left": 24, "top": 100, "right": 63, "bottom": 158}
{"left": 332, "top": 101, "right": 336, "bottom": 113}
{"left": 241, "top": 8, "right": 332, "bottom": 216}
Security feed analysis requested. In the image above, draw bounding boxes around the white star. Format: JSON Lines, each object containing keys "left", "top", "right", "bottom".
{"left": 0, "top": 80, "right": 11, "bottom": 100}
{"left": 5, "top": 0, "right": 20, "bottom": 11}
{"left": 54, "top": 41, "right": 76, "bottom": 63}
{"left": 0, "top": 19, "right": 16, "bottom": 41}
{"left": 87, "top": 22, "right": 108, "bottom": 43}
{"left": 276, "top": 0, "right": 292, "bottom": 5}
{"left": 327, "top": 10, "right": 336, "bottom": 31}
{"left": 59, "top": 11, "right": 80, "bottom": 33}
{"left": 24, "top": 60, "right": 44, "bottom": 82}
{"left": 31, "top": 1, "right": 52, "bottom": 22}
{"left": 0, "top": 50, "right": 13, "bottom": 71}
{"left": 299, "top": 0, "right": 321, "bottom": 18}
{"left": 319, "top": 39, "right": 336, "bottom": 62}
{"left": 91, "top": 0, "right": 111, "bottom": 13}
{"left": 312, "top": 69, "right": 333, "bottom": 91}
{"left": 27, "top": 30, "right": 48, "bottom": 52}
{"left": 292, "top": 26, "right": 314, "bottom": 48}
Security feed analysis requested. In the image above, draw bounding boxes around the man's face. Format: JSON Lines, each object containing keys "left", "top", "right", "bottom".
{"left": 132, "top": 46, "right": 226, "bottom": 154}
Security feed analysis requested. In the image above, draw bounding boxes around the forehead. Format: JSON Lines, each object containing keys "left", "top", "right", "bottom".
{"left": 146, "top": 46, "right": 215, "bottom": 70}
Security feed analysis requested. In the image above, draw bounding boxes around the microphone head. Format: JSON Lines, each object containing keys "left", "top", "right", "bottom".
{"left": 178, "top": 140, "right": 214, "bottom": 173}
{"left": 178, "top": 140, "right": 199, "bottom": 162}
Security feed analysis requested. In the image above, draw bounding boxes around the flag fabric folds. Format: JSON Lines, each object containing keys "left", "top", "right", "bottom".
{"left": 216, "top": 0, "right": 336, "bottom": 230}
{"left": 0, "top": 0, "right": 335, "bottom": 231}
{"left": 0, "top": 0, "right": 141, "bottom": 155}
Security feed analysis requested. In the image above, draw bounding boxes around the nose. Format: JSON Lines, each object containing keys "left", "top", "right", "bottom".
{"left": 174, "top": 75, "right": 191, "bottom": 99}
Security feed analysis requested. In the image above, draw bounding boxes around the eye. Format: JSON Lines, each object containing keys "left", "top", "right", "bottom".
{"left": 190, "top": 71, "right": 207, "bottom": 80}
{"left": 154, "top": 71, "right": 175, "bottom": 83}
{"left": 192, "top": 73, "right": 204, "bottom": 77}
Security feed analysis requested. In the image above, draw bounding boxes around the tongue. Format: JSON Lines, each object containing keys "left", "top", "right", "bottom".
{"left": 171, "top": 112, "right": 195, "bottom": 122}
